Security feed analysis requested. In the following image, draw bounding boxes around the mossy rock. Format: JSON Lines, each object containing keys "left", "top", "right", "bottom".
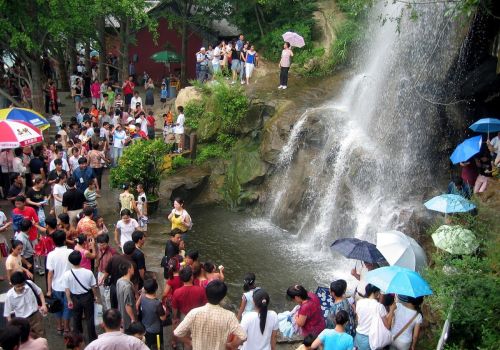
{"left": 197, "top": 117, "right": 221, "bottom": 142}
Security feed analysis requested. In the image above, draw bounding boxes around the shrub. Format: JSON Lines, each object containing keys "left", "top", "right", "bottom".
{"left": 184, "top": 100, "right": 204, "bottom": 130}
{"left": 194, "top": 144, "right": 227, "bottom": 165}
{"left": 171, "top": 155, "right": 191, "bottom": 169}
{"left": 109, "top": 139, "right": 169, "bottom": 197}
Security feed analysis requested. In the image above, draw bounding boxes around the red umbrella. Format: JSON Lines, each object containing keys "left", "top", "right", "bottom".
{"left": 0, "top": 120, "right": 43, "bottom": 149}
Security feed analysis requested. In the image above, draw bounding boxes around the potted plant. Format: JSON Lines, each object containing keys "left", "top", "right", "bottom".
{"left": 109, "top": 139, "right": 169, "bottom": 214}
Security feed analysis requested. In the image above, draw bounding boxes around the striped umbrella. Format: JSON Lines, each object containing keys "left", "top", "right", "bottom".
{"left": 0, "top": 120, "right": 43, "bottom": 149}
{"left": 0, "top": 107, "right": 50, "bottom": 130}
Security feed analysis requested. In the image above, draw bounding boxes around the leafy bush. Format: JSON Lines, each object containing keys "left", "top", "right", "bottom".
{"left": 330, "top": 18, "right": 363, "bottom": 68}
{"left": 184, "top": 100, "right": 204, "bottom": 129}
{"left": 194, "top": 144, "right": 227, "bottom": 165}
{"left": 109, "top": 139, "right": 169, "bottom": 196}
{"left": 171, "top": 155, "right": 191, "bottom": 169}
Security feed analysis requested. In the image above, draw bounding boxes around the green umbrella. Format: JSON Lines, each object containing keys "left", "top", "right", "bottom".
{"left": 150, "top": 50, "right": 182, "bottom": 63}
{"left": 432, "top": 225, "right": 479, "bottom": 255}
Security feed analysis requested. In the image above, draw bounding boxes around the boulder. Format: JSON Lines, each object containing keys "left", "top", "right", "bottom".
{"left": 197, "top": 117, "right": 221, "bottom": 142}
{"left": 175, "top": 86, "right": 202, "bottom": 110}
{"left": 159, "top": 166, "right": 211, "bottom": 204}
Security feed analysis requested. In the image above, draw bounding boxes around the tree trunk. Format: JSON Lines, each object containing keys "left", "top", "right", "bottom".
{"left": 119, "top": 17, "right": 130, "bottom": 82}
{"left": 85, "top": 41, "right": 91, "bottom": 74}
{"left": 58, "top": 57, "right": 70, "bottom": 91}
{"left": 30, "top": 60, "right": 44, "bottom": 113}
{"left": 254, "top": 5, "right": 265, "bottom": 38}
{"left": 97, "top": 17, "right": 107, "bottom": 81}
{"left": 68, "top": 37, "right": 77, "bottom": 73}
{"left": 180, "top": 19, "right": 188, "bottom": 86}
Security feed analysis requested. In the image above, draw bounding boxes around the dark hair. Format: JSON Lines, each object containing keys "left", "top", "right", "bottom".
{"left": 166, "top": 257, "right": 180, "bottom": 280}
{"left": 398, "top": 295, "right": 424, "bottom": 313}
{"left": 381, "top": 293, "right": 395, "bottom": 308}
{"left": 170, "top": 228, "right": 183, "bottom": 237}
{"left": 173, "top": 197, "right": 184, "bottom": 206}
{"left": 330, "top": 279, "right": 347, "bottom": 298}
{"left": 121, "top": 208, "right": 131, "bottom": 217}
{"left": 103, "top": 309, "right": 122, "bottom": 329}
{"left": 203, "top": 261, "right": 215, "bottom": 273}
{"left": 10, "top": 172, "right": 20, "bottom": 183}
{"left": 286, "top": 285, "right": 309, "bottom": 300}
{"left": 52, "top": 229, "right": 67, "bottom": 247}
{"left": 179, "top": 266, "right": 193, "bottom": 282}
{"left": 64, "top": 332, "right": 83, "bottom": 349}
{"left": 78, "top": 157, "right": 87, "bottom": 164}
{"left": 67, "top": 177, "right": 76, "bottom": 187}
{"left": 125, "top": 322, "right": 145, "bottom": 336}
{"left": 243, "top": 272, "right": 256, "bottom": 292}
{"left": 118, "top": 261, "right": 133, "bottom": 276}
{"left": 19, "top": 219, "right": 32, "bottom": 233}
{"left": 45, "top": 215, "right": 57, "bottom": 229}
{"left": 0, "top": 325, "right": 21, "bottom": 350}
{"left": 10, "top": 240, "right": 23, "bottom": 253}
{"left": 58, "top": 213, "right": 70, "bottom": 225}
{"left": 8, "top": 317, "right": 30, "bottom": 343}
{"left": 365, "top": 283, "right": 381, "bottom": 297}
{"left": 14, "top": 148, "right": 23, "bottom": 157}
{"left": 132, "top": 230, "right": 145, "bottom": 243}
{"left": 186, "top": 250, "right": 199, "bottom": 261}
{"left": 123, "top": 241, "right": 136, "bottom": 255}
{"left": 54, "top": 158, "right": 63, "bottom": 166}
{"left": 10, "top": 271, "right": 26, "bottom": 285}
{"left": 335, "top": 309, "right": 349, "bottom": 325}
{"left": 302, "top": 334, "right": 315, "bottom": 347}
{"left": 143, "top": 278, "right": 158, "bottom": 294}
{"left": 68, "top": 250, "right": 82, "bottom": 265}
{"left": 253, "top": 289, "right": 270, "bottom": 334}
{"left": 284, "top": 42, "right": 291, "bottom": 48}
{"left": 96, "top": 234, "right": 110, "bottom": 244}
{"left": 83, "top": 207, "right": 94, "bottom": 216}
{"left": 206, "top": 280, "right": 227, "bottom": 305}
{"left": 14, "top": 195, "right": 26, "bottom": 203}
{"left": 177, "top": 106, "right": 184, "bottom": 113}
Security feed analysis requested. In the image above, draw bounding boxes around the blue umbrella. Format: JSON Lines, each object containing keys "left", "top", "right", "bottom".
{"left": 331, "top": 238, "right": 385, "bottom": 263}
{"left": 424, "top": 194, "right": 476, "bottom": 214}
{"left": 469, "top": 118, "right": 500, "bottom": 134}
{"left": 449, "top": 135, "right": 482, "bottom": 164}
{"left": 365, "top": 265, "right": 432, "bottom": 297}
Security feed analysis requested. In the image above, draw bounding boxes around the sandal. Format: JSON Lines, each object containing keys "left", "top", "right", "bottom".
{"left": 56, "top": 328, "right": 64, "bottom": 335}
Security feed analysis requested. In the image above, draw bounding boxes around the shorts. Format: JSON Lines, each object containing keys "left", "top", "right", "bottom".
{"left": 160, "top": 98, "right": 167, "bottom": 103}
{"left": 74, "top": 95, "right": 82, "bottom": 103}
{"left": 53, "top": 290, "right": 72, "bottom": 320}
{"left": 175, "top": 133, "right": 184, "bottom": 144}
{"left": 231, "top": 59, "right": 240, "bottom": 72}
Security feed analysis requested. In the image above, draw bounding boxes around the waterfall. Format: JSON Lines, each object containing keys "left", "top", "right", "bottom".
{"left": 268, "top": 1, "right": 462, "bottom": 248}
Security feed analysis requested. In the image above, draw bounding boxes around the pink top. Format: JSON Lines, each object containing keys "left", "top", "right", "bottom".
{"left": 280, "top": 49, "right": 292, "bottom": 68}
{"left": 91, "top": 83, "right": 101, "bottom": 98}
{"left": 75, "top": 245, "right": 92, "bottom": 270}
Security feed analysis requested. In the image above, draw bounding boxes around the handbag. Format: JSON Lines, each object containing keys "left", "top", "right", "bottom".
{"left": 369, "top": 312, "right": 392, "bottom": 349}
{"left": 44, "top": 295, "right": 63, "bottom": 313}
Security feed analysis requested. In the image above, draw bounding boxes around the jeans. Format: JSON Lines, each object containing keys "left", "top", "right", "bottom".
{"left": 112, "top": 147, "right": 123, "bottom": 167}
{"left": 71, "top": 291, "right": 97, "bottom": 342}
{"left": 280, "top": 66, "right": 290, "bottom": 86}
{"left": 53, "top": 290, "right": 72, "bottom": 320}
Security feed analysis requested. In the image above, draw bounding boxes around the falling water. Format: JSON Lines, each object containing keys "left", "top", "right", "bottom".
{"left": 268, "top": 1, "right": 462, "bottom": 250}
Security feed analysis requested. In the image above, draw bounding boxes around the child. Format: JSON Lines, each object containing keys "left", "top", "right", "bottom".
{"left": 137, "top": 279, "right": 167, "bottom": 350}
{"left": 160, "top": 83, "right": 168, "bottom": 109}
{"left": 84, "top": 181, "right": 99, "bottom": 217}
{"left": 295, "top": 334, "right": 315, "bottom": 350}
{"left": 135, "top": 184, "right": 148, "bottom": 231}
{"left": 237, "top": 272, "right": 259, "bottom": 321}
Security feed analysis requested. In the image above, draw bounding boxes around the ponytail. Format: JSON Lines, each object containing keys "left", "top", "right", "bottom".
{"left": 253, "top": 289, "right": 270, "bottom": 334}
{"left": 167, "top": 257, "right": 180, "bottom": 280}
{"left": 243, "top": 272, "right": 256, "bottom": 292}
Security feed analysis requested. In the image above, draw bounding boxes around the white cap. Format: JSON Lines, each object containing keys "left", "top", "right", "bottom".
{"left": 200, "top": 47, "right": 205, "bottom": 51}
{"left": 126, "top": 116, "right": 134, "bottom": 123}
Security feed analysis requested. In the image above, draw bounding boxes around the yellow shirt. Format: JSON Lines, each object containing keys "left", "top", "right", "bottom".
{"left": 119, "top": 192, "right": 135, "bottom": 211}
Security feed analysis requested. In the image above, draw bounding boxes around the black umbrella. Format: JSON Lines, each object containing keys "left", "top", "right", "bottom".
{"left": 331, "top": 238, "right": 385, "bottom": 263}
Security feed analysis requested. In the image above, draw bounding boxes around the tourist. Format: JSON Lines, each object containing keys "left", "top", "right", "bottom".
{"left": 0, "top": 325, "right": 22, "bottom": 350}
{"left": 286, "top": 285, "right": 325, "bottom": 337}
{"left": 63, "top": 250, "right": 99, "bottom": 342}
{"left": 88, "top": 143, "right": 107, "bottom": 189}
{"left": 76, "top": 207, "right": 98, "bottom": 238}
{"left": 278, "top": 42, "right": 293, "bottom": 90}
{"left": 9, "top": 317, "right": 48, "bottom": 350}
{"left": 171, "top": 266, "right": 207, "bottom": 325}
{"left": 244, "top": 45, "right": 257, "bottom": 85}
{"left": 6, "top": 240, "right": 32, "bottom": 280}
{"left": 474, "top": 153, "right": 493, "bottom": 193}
{"left": 91, "top": 79, "right": 101, "bottom": 106}
{"left": 7, "top": 173, "right": 24, "bottom": 205}
{"left": 96, "top": 216, "right": 109, "bottom": 235}
{"left": 138, "top": 279, "right": 167, "bottom": 350}
{"left": 72, "top": 157, "right": 96, "bottom": 193}
{"left": 26, "top": 178, "right": 47, "bottom": 214}
{"left": 12, "top": 195, "right": 40, "bottom": 244}
{"left": 49, "top": 146, "right": 70, "bottom": 172}
{"left": 459, "top": 158, "right": 478, "bottom": 187}
{"left": 122, "top": 76, "right": 135, "bottom": 109}
{"left": 73, "top": 234, "right": 96, "bottom": 270}
{"left": 62, "top": 178, "right": 86, "bottom": 228}
{"left": 13, "top": 219, "right": 35, "bottom": 275}
{"left": 135, "top": 184, "right": 148, "bottom": 231}
{"left": 111, "top": 124, "right": 127, "bottom": 167}
{"left": 3, "top": 272, "right": 48, "bottom": 338}
{"left": 326, "top": 280, "right": 355, "bottom": 337}
{"left": 48, "top": 159, "right": 67, "bottom": 186}
{"left": 202, "top": 261, "right": 225, "bottom": 285}
{"left": 115, "top": 209, "right": 139, "bottom": 249}
{"left": 174, "top": 106, "right": 185, "bottom": 153}
{"left": 160, "top": 83, "right": 168, "bottom": 109}
{"left": 351, "top": 261, "right": 377, "bottom": 300}
{"left": 46, "top": 230, "right": 73, "bottom": 335}
{"left": 390, "top": 295, "right": 423, "bottom": 350}
{"left": 73, "top": 78, "right": 83, "bottom": 113}
{"left": 196, "top": 47, "right": 208, "bottom": 83}
{"left": 239, "top": 43, "right": 248, "bottom": 84}
{"left": 311, "top": 310, "right": 354, "bottom": 350}
{"left": 130, "top": 91, "right": 142, "bottom": 113}
{"left": 116, "top": 260, "right": 138, "bottom": 330}
{"left": 96, "top": 233, "right": 117, "bottom": 311}
{"left": 53, "top": 174, "right": 67, "bottom": 217}
{"left": 237, "top": 272, "right": 260, "bottom": 321}
{"left": 354, "top": 284, "right": 394, "bottom": 350}
{"left": 240, "top": 289, "right": 279, "bottom": 350}
{"left": 447, "top": 176, "right": 472, "bottom": 199}
{"left": 84, "top": 180, "right": 99, "bottom": 217}
{"left": 231, "top": 43, "right": 240, "bottom": 84}
{"left": 131, "top": 230, "right": 146, "bottom": 288}
{"left": 162, "top": 257, "right": 183, "bottom": 301}
{"left": 212, "top": 42, "right": 222, "bottom": 76}
{"left": 164, "top": 228, "right": 183, "bottom": 263}
{"left": 167, "top": 197, "right": 192, "bottom": 233}
{"left": 295, "top": 335, "right": 315, "bottom": 350}
{"left": 125, "top": 322, "right": 146, "bottom": 342}
{"left": 174, "top": 280, "right": 247, "bottom": 350}
{"left": 146, "top": 110, "right": 155, "bottom": 140}
{"left": 85, "top": 309, "right": 149, "bottom": 350}
{"left": 144, "top": 77, "right": 155, "bottom": 108}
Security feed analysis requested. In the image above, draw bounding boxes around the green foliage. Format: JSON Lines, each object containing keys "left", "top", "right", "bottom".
{"left": 109, "top": 139, "right": 169, "bottom": 196}
{"left": 330, "top": 18, "right": 363, "bottom": 68}
{"left": 423, "top": 211, "right": 500, "bottom": 349}
{"left": 171, "top": 155, "right": 191, "bottom": 169}
{"left": 194, "top": 144, "right": 227, "bottom": 165}
{"left": 184, "top": 100, "right": 205, "bottom": 129}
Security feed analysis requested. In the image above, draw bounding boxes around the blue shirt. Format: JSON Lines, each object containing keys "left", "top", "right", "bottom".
{"left": 317, "top": 329, "right": 354, "bottom": 350}
{"left": 160, "top": 88, "right": 168, "bottom": 99}
{"left": 73, "top": 166, "right": 95, "bottom": 192}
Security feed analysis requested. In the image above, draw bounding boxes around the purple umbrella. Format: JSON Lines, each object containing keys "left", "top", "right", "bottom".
{"left": 282, "top": 32, "right": 305, "bottom": 48}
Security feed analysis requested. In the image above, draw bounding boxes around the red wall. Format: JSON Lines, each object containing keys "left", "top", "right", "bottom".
{"left": 128, "top": 18, "right": 204, "bottom": 81}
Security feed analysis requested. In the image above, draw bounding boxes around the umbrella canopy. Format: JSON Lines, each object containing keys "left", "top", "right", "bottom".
{"left": 0, "top": 120, "right": 43, "bottom": 149}
{"left": 150, "top": 50, "right": 182, "bottom": 63}
{"left": 331, "top": 238, "right": 385, "bottom": 263}
{"left": 424, "top": 194, "right": 476, "bottom": 214}
{"left": 432, "top": 225, "right": 479, "bottom": 255}
{"left": 365, "top": 265, "right": 433, "bottom": 298}
{"left": 449, "top": 135, "right": 482, "bottom": 164}
{"left": 282, "top": 32, "right": 306, "bottom": 48}
{"left": 0, "top": 108, "right": 50, "bottom": 130}
{"left": 90, "top": 50, "right": 99, "bottom": 57}
{"left": 376, "top": 230, "right": 427, "bottom": 272}
{"left": 469, "top": 118, "right": 500, "bottom": 133}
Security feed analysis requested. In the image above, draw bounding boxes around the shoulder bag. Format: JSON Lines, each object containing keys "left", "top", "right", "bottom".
{"left": 392, "top": 311, "right": 419, "bottom": 341}
{"left": 71, "top": 269, "right": 91, "bottom": 294}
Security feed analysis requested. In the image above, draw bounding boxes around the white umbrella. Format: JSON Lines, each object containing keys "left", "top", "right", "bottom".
{"left": 376, "top": 230, "right": 427, "bottom": 272}
{"left": 282, "top": 32, "right": 305, "bottom": 48}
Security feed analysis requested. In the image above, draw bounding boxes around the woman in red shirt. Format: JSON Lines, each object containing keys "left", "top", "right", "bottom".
{"left": 122, "top": 76, "right": 135, "bottom": 108}
{"left": 287, "top": 284, "right": 326, "bottom": 337}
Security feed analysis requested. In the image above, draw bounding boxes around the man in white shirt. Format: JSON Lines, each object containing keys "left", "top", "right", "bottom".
{"left": 212, "top": 43, "right": 222, "bottom": 75}
{"left": 130, "top": 91, "right": 142, "bottom": 113}
{"left": 175, "top": 106, "right": 185, "bottom": 153}
{"left": 4, "top": 271, "right": 48, "bottom": 338}
{"left": 488, "top": 131, "right": 500, "bottom": 154}
{"left": 46, "top": 230, "right": 73, "bottom": 335}
{"left": 64, "top": 250, "right": 99, "bottom": 341}
{"left": 49, "top": 149, "right": 70, "bottom": 172}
